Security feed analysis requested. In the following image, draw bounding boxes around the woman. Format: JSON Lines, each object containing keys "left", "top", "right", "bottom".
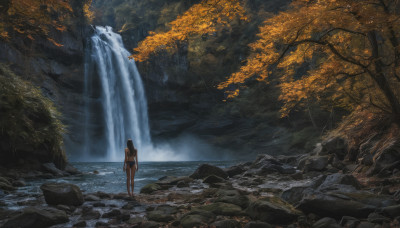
{"left": 123, "top": 139, "right": 138, "bottom": 196}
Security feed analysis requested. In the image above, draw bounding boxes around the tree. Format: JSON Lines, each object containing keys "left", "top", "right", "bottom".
{"left": 218, "top": 0, "right": 400, "bottom": 121}
{"left": 130, "top": 0, "right": 247, "bottom": 62}
{"left": 0, "top": 0, "right": 73, "bottom": 45}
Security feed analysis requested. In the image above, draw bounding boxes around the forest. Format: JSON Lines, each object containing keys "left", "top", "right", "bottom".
{"left": 0, "top": 0, "right": 400, "bottom": 227}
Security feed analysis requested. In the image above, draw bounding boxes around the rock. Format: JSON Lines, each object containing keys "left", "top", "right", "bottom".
{"left": 140, "top": 183, "right": 162, "bottom": 194}
{"left": 190, "top": 164, "right": 228, "bottom": 179}
{"left": 194, "top": 202, "right": 244, "bottom": 216}
{"left": 367, "top": 212, "right": 391, "bottom": 224}
{"left": 281, "top": 187, "right": 314, "bottom": 204}
{"left": 40, "top": 183, "right": 84, "bottom": 206}
{"left": 156, "top": 176, "right": 193, "bottom": 186}
{"left": 2, "top": 206, "right": 68, "bottom": 228}
{"left": 56, "top": 205, "right": 72, "bottom": 213}
{"left": 312, "top": 217, "right": 341, "bottom": 228}
{"left": 85, "top": 194, "right": 100, "bottom": 201}
{"left": 297, "top": 190, "right": 376, "bottom": 218}
{"left": 318, "top": 173, "right": 362, "bottom": 191}
{"left": 64, "top": 163, "right": 82, "bottom": 175}
{"left": 382, "top": 204, "right": 400, "bottom": 218}
{"left": 211, "top": 219, "right": 241, "bottom": 228}
{"left": 102, "top": 209, "right": 121, "bottom": 218}
{"left": 177, "top": 180, "right": 189, "bottom": 188}
{"left": 275, "top": 164, "right": 296, "bottom": 174}
{"left": 321, "top": 137, "right": 347, "bottom": 160}
{"left": 0, "top": 177, "right": 11, "bottom": 186}
{"left": 340, "top": 216, "right": 360, "bottom": 228}
{"left": 246, "top": 196, "right": 302, "bottom": 224}
{"left": 357, "top": 222, "right": 376, "bottom": 228}
{"left": 140, "top": 221, "right": 160, "bottom": 228}
{"left": 73, "top": 221, "right": 86, "bottom": 227}
{"left": 95, "top": 221, "right": 108, "bottom": 227}
{"left": 127, "top": 216, "right": 144, "bottom": 224}
{"left": 180, "top": 210, "right": 216, "bottom": 228}
{"left": 93, "top": 202, "right": 106, "bottom": 207}
{"left": 243, "top": 221, "right": 273, "bottom": 228}
{"left": 0, "top": 181, "right": 15, "bottom": 191}
{"left": 81, "top": 207, "right": 101, "bottom": 220}
{"left": 147, "top": 205, "right": 178, "bottom": 222}
{"left": 225, "top": 165, "right": 246, "bottom": 177}
{"left": 302, "top": 156, "right": 329, "bottom": 171}
{"left": 12, "top": 179, "right": 26, "bottom": 187}
{"left": 203, "top": 175, "right": 225, "bottom": 184}
{"left": 95, "top": 191, "right": 111, "bottom": 199}
{"left": 42, "top": 163, "right": 65, "bottom": 176}
{"left": 215, "top": 189, "right": 250, "bottom": 208}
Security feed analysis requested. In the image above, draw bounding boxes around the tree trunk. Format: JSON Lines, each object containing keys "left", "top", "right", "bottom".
{"left": 367, "top": 31, "right": 400, "bottom": 122}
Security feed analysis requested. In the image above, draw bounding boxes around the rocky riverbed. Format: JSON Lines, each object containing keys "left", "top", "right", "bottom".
{"left": 1, "top": 144, "right": 400, "bottom": 228}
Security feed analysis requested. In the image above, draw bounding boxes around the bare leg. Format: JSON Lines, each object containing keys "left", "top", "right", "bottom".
{"left": 130, "top": 165, "right": 136, "bottom": 196}
{"left": 126, "top": 165, "right": 131, "bottom": 196}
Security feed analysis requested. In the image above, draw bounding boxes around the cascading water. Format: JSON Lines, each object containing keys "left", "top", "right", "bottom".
{"left": 83, "top": 26, "right": 151, "bottom": 161}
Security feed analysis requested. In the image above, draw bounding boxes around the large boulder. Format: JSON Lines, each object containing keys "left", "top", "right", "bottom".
{"left": 225, "top": 165, "right": 246, "bottom": 177}
{"left": 40, "top": 183, "right": 84, "bottom": 206}
{"left": 297, "top": 191, "right": 376, "bottom": 218}
{"left": 190, "top": 164, "right": 228, "bottom": 179}
{"left": 203, "top": 175, "right": 225, "bottom": 184}
{"left": 3, "top": 207, "right": 68, "bottom": 228}
{"left": 246, "top": 196, "right": 302, "bottom": 224}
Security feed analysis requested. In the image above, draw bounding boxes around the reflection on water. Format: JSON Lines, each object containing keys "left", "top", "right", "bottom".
{"left": 21, "top": 161, "right": 239, "bottom": 194}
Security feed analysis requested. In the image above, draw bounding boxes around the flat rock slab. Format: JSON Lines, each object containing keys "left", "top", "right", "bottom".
{"left": 40, "top": 183, "right": 84, "bottom": 206}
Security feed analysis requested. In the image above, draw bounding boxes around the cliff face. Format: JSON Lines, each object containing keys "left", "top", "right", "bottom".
{"left": 0, "top": 3, "right": 92, "bottom": 161}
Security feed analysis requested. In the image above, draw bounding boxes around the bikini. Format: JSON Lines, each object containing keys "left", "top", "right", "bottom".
{"left": 126, "top": 160, "right": 135, "bottom": 168}
{"left": 126, "top": 149, "right": 136, "bottom": 168}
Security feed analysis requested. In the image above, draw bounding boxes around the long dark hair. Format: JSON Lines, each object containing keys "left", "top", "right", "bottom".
{"left": 127, "top": 139, "right": 136, "bottom": 156}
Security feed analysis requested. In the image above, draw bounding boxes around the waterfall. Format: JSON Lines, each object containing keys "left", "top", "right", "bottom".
{"left": 83, "top": 26, "right": 151, "bottom": 161}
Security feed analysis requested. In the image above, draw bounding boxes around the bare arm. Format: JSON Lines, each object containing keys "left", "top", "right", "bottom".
{"left": 135, "top": 151, "right": 138, "bottom": 171}
{"left": 123, "top": 149, "right": 127, "bottom": 171}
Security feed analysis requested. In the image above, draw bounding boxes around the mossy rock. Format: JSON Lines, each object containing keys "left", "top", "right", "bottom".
{"left": 0, "top": 64, "right": 66, "bottom": 169}
{"left": 193, "top": 202, "right": 244, "bottom": 216}
{"left": 180, "top": 210, "right": 215, "bottom": 228}
{"left": 147, "top": 205, "right": 178, "bottom": 222}
{"left": 215, "top": 189, "right": 250, "bottom": 208}
{"left": 246, "top": 196, "right": 302, "bottom": 224}
{"left": 140, "top": 183, "right": 162, "bottom": 194}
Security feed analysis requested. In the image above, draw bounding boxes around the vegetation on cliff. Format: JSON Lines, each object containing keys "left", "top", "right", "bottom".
{"left": 0, "top": 64, "right": 66, "bottom": 169}
{"left": 132, "top": 0, "right": 400, "bottom": 156}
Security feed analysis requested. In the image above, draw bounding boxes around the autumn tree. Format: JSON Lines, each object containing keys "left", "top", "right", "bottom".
{"left": 0, "top": 0, "right": 93, "bottom": 45}
{"left": 217, "top": 0, "right": 400, "bottom": 122}
{"left": 130, "top": 0, "right": 247, "bottom": 62}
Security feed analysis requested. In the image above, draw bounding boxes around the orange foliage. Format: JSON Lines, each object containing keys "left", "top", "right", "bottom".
{"left": 218, "top": 0, "right": 400, "bottom": 118}
{"left": 130, "top": 0, "right": 247, "bottom": 62}
{"left": 0, "top": 0, "right": 73, "bottom": 45}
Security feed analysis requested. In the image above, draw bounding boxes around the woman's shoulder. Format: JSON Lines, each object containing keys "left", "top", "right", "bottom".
{"left": 125, "top": 148, "right": 129, "bottom": 152}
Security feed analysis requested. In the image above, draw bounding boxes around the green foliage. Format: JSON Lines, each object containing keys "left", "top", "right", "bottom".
{"left": 0, "top": 64, "right": 66, "bottom": 168}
